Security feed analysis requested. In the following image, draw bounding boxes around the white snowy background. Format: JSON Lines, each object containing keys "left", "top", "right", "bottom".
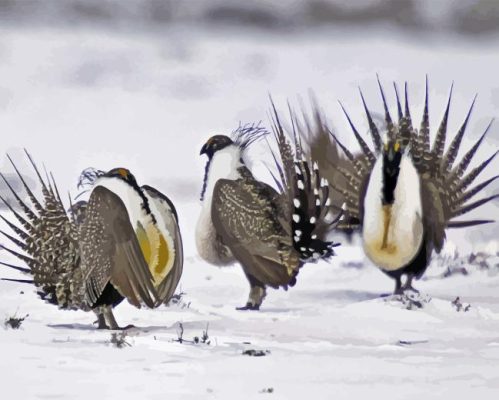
{"left": 0, "top": 1, "right": 498, "bottom": 399}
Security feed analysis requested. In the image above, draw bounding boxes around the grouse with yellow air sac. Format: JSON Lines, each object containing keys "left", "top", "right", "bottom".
{"left": 0, "top": 154, "right": 183, "bottom": 329}
{"left": 310, "top": 78, "right": 498, "bottom": 294}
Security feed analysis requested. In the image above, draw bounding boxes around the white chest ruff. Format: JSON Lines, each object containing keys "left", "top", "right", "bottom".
{"left": 94, "top": 178, "right": 152, "bottom": 228}
{"left": 195, "top": 207, "right": 234, "bottom": 266}
{"left": 362, "top": 155, "right": 424, "bottom": 271}
{"left": 196, "top": 145, "right": 242, "bottom": 266}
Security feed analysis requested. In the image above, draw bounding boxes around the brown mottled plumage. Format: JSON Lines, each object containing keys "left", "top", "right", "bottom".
{"left": 197, "top": 120, "right": 341, "bottom": 310}
{"left": 0, "top": 153, "right": 183, "bottom": 329}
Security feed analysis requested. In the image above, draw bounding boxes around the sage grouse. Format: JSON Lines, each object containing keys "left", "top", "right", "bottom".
{"left": 0, "top": 153, "right": 183, "bottom": 329}
{"left": 319, "top": 78, "right": 498, "bottom": 294}
{"left": 196, "top": 120, "right": 342, "bottom": 310}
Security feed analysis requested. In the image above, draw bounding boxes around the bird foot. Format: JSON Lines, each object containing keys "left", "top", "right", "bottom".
{"left": 236, "top": 303, "right": 260, "bottom": 311}
{"left": 115, "top": 324, "right": 136, "bottom": 331}
{"left": 95, "top": 323, "right": 136, "bottom": 330}
{"left": 402, "top": 285, "right": 420, "bottom": 294}
{"left": 96, "top": 321, "right": 109, "bottom": 330}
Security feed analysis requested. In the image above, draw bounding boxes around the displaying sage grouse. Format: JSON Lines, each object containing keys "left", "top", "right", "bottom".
{"left": 196, "top": 119, "right": 342, "bottom": 310}
{"left": 0, "top": 153, "right": 183, "bottom": 329}
{"left": 320, "top": 78, "right": 498, "bottom": 294}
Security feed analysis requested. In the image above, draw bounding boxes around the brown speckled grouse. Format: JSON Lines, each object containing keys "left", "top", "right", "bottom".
{"left": 0, "top": 153, "right": 183, "bottom": 329}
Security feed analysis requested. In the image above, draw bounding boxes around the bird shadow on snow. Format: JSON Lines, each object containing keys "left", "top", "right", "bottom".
{"left": 297, "top": 288, "right": 382, "bottom": 303}
{"left": 47, "top": 323, "right": 173, "bottom": 333}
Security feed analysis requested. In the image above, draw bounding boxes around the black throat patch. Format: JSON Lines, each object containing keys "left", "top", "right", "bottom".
{"left": 200, "top": 158, "right": 212, "bottom": 201}
{"left": 382, "top": 153, "right": 402, "bottom": 205}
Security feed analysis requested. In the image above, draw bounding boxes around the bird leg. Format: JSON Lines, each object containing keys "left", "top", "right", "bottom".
{"left": 103, "top": 306, "right": 120, "bottom": 330}
{"left": 393, "top": 276, "right": 403, "bottom": 295}
{"left": 402, "top": 274, "right": 419, "bottom": 293}
{"left": 237, "top": 275, "right": 266, "bottom": 310}
{"left": 237, "top": 286, "right": 266, "bottom": 310}
{"left": 101, "top": 306, "right": 135, "bottom": 330}
{"left": 93, "top": 307, "right": 109, "bottom": 329}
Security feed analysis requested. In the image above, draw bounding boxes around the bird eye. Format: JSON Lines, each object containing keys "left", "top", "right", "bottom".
{"left": 394, "top": 142, "right": 400, "bottom": 152}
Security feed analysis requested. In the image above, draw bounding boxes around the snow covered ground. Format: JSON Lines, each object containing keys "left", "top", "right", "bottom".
{"left": 0, "top": 17, "right": 499, "bottom": 400}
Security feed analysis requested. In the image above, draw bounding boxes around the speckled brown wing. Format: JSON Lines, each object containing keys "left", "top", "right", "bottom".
{"left": 79, "top": 186, "right": 158, "bottom": 308}
{"left": 420, "top": 178, "right": 446, "bottom": 257}
{"left": 211, "top": 172, "right": 300, "bottom": 288}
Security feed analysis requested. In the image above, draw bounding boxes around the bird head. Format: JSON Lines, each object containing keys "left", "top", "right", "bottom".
{"left": 382, "top": 139, "right": 403, "bottom": 177}
{"left": 200, "top": 135, "right": 234, "bottom": 159}
{"left": 77, "top": 167, "right": 139, "bottom": 189}
{"left": 104, "top": 167, "right": 140, "bottom": 188}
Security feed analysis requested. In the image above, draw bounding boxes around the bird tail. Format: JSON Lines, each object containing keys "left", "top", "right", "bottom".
{"left": 0, "top": 151, "right": 82, "bottom": 308}
{"left": 401, "top": 77, "right": 498, "bottom": 227}
{"left": 267, "top": 99, "right": 342, "bottom": 262}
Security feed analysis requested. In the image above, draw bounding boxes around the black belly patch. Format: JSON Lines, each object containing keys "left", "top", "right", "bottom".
{"left": 91, "top": 283, "right": 125, "bottom": 308}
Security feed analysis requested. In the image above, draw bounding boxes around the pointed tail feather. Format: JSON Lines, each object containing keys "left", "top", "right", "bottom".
{"left": 451, "top": 119, "right": 493, "bottom": 180}
{"left": 0, "top": 260, "right": 31, "bottom": 274}
{"left": 0, "top": 194, "right": 35, "bottom": 234}
{"left": 2, "top": 278, "right": 35, "bottom": 284}
{"left": 328, "top": 130, "right": 368, "bottom": 174}
{"left": 419, "top": 76, "right": 431, "bottom": 156}
{"left": 0, "top": 214, "right": 29, "bottom": 241}
{"left": 442, "top": 95, "right": 477, "bottom": 172}
{"left": 376, "top": 75, "right": 395, "bottom": 141}
{"left": 269, "top": 96, "right": 295, "bottom": 192}
{"left": 451, "top": 194, "right": 499, "bottom": 218}
{"left": 338, "top": 101, "right": 375, "bottom": 165}
{"left": 6, "top": 154, "right": 43, "bottom": 213}
{"left": 0, "top": 244, "right": 38, "bottom": 266}
{"left": 404, "top": 82, "right": 413, "bottom": 128}
{"left": 447, "top": 219, "right": 495, "bottom": 228}
{"left": 458, "top": 175, "right": 499, "bottom": 205}
{"left": 431, "top": 83, "right": 453, "bottom": 165}
{"left": 0, "top": 172, "right": 38, "bottom": 222}
{"left": 455, "top": 151, "right": 498, "bottom": 194}
{"left": 0, "top": 229, "right": 26, "bottom": 250}
{"left": 393, "top": 82, "right": 403, "bottom": 122}
{"left": 24, "top": 149, "right": 52, "bottom": 200}
{"left": 359, "top": 87, "right": 382, "bottom": 151}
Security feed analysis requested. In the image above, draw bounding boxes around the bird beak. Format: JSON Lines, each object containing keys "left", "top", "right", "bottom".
{"left": 200, "top": 143, "right": 208, "bottom": 156}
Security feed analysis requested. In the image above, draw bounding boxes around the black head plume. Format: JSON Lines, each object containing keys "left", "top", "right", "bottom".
{"left": 77, "top": 167, "right": 104, "bottom": 189}
{"left": 232, "top": 122, "right": 269, "bottom": 151}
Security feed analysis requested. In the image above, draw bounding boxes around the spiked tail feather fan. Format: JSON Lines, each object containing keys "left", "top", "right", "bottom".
{"left": 267, "top": 98, "right": 342, "bottom": 262}
{"left": 290, "top": 160, "right": 342, "bottom": 261}
{"left": 0, "top": 151, "right": 83, "bottom": 309}
{"left": 318, "top": 77, "right": 498, "bottom": 233}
